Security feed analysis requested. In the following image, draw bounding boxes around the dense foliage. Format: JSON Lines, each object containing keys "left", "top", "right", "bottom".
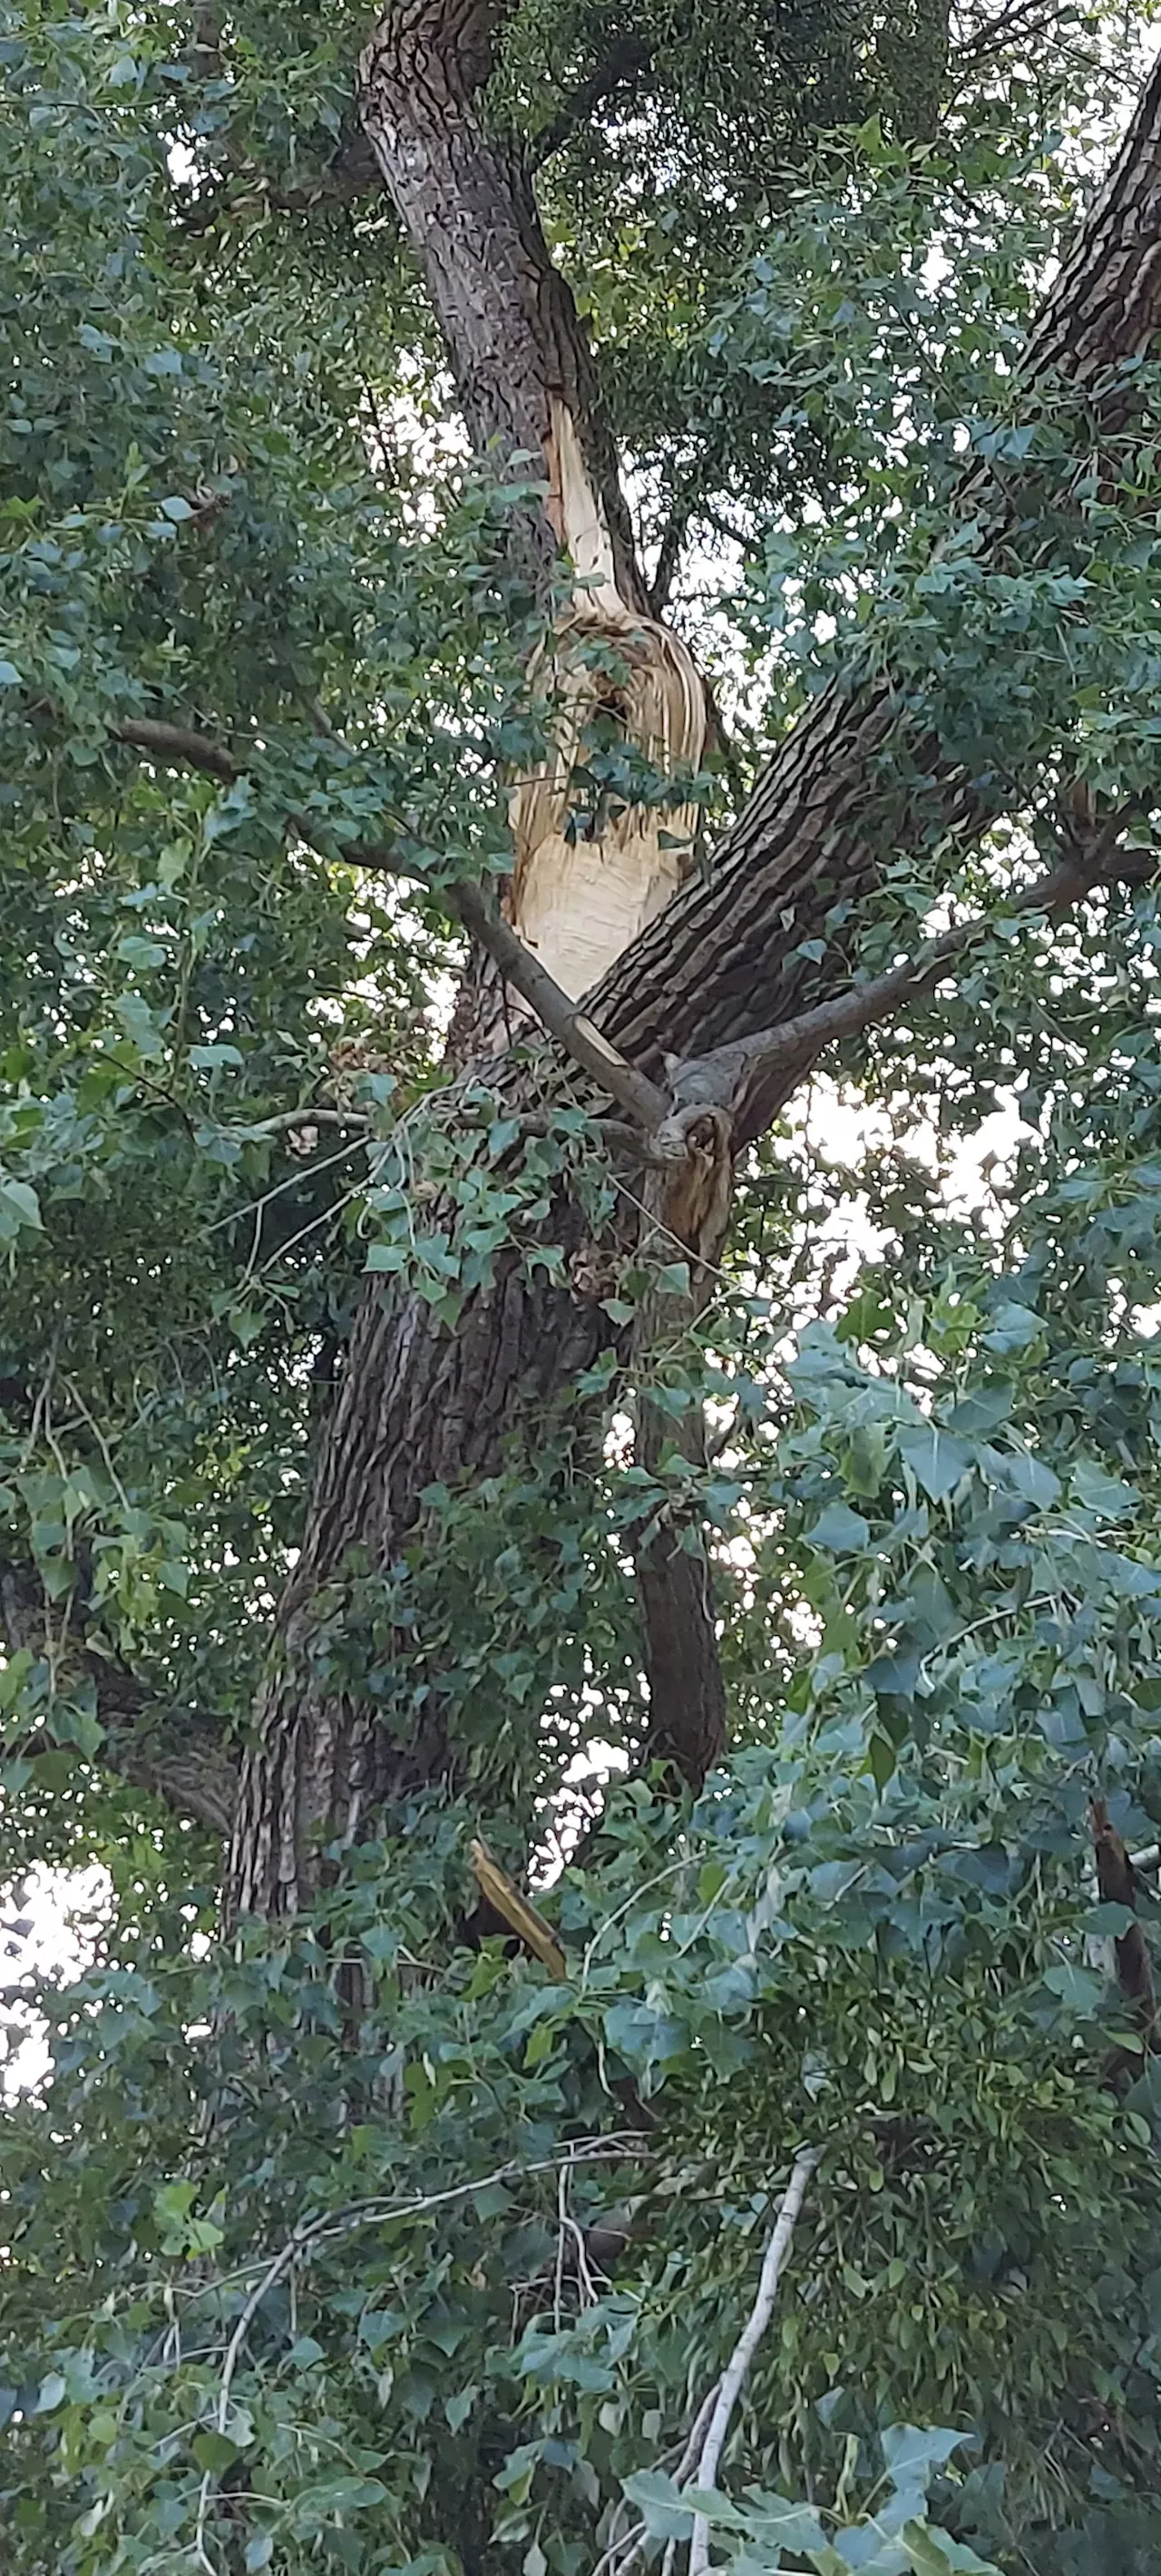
{"left": 5, "top": 2, "right": 1161, "bottom": 2572}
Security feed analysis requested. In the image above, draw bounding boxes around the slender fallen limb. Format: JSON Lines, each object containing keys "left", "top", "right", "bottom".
{"left": 688, "top": 2145, "right": 822, "bottom": 2576}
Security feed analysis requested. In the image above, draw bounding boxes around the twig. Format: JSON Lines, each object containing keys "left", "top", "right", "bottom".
{"left": 110, "top": 713, "right": 668, "bottom": 1132}
{"left": 60, "top": 1375, "right": 131, "bottom": 1513}
{"left": 593, "top": 2382, "right": 723, "bottom": 2576}
{"left": 669, "top": 819, "right": 1144, "bottom": 1141}
{"left": 687, "top": 2146, "right": 821, "bottom": 2576}
{"left": 190, "top": 2142, "right": 644, "bottom": 2560}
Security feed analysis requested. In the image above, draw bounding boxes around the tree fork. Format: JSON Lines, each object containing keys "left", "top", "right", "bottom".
{"left": 225, "top": 47, "right": 1161, "bottom": 1920}
{"left": 357, "top": 0, "right": 709, "bottom": 1011}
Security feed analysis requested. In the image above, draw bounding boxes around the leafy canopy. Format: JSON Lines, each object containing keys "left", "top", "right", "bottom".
{"left": 5, "top": 2, "right": 1161, "bottom": 2573}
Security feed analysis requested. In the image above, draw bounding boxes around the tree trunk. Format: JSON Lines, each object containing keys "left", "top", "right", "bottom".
{"left": 358, "top": 0, "right": 707, "bottom": 1012}
{"left": 226, "top": 1205, "right": 610, "bottom": 1918}
{"left": 224, "top": 36, "right": 1161, "bottom": 1920}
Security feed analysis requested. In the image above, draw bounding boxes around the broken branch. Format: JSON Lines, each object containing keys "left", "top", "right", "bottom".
{"left": 109, "top": 716, "right": 668, "bottom": 1131}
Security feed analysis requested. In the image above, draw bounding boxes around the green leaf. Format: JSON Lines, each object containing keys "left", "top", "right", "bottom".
{"left": 0, "top": 1174, "right": 43, "bottom": 1231}
{"left": 897, "top": 1425, "right": 973, "bottom": 1503}
{"left": 192, "top": 2431, "right": 240, "bottom": 2473}
{"left": 1068, "top": 1457, "right": 1137, "bottom": 1522}
{"left": 621, "top": 2472, "right": 695, "bottom": 2540}
{"left": 881, "top": 2427, "right": 970, "bottom": 2484}
{"left": 1043, "top": 1963, "right": 1105, "bottom": 2014}
{"left": 810, "top": 1502, "right": 871, "bottom": 1551}
{"left": 902, "top": 2524, "right": 1000, "bottom": 2573}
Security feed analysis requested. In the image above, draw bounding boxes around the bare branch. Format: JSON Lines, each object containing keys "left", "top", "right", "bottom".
{"left": 114, "top": 717, "right": 239, "bottom": 783}
{"left": 665, "top": 818, "right": 1147, "bottom": 1141}
{"left": 450, "top": 881, "right": 668, "bottom": 1128}
{"left": 529, "top": 36, "right": 654, "bottom": 170}
{"left": 687, "top": 2146, "right": 821, "bottom": 2576}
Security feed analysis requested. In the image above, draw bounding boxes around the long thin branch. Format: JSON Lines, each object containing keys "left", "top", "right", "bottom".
{"left": 451, "top": 882, "right": 668, "bottom": 1127}
{"left": 687, "top": 2146, "right": 821, "bottom": 2576}
{"left": 110, "top": 720, "right": 668, "bottom": 1131}
{"left": 667, "top": 822, "right": 1143, "bottom": 1137}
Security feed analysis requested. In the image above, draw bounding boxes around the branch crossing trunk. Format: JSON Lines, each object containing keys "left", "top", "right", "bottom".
{"left": 226, "top": 37, "right": 1161, "bottom": 1918}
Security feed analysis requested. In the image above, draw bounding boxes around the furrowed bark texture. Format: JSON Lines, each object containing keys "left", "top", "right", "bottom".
{"left": 358, "top": 0, "right": 707, "bottom": 1013}
{"left": 229, "top": 1231, "right": 610, "bottom": 1915}
{"left": 358, "top": 0, "right": 644, "bottom": 610}
{"left": 226, "top": 43, "right": 1161, "bottom": 1918}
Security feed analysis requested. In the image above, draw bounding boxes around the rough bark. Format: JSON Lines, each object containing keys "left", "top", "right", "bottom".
{"left": 226, "top": 1215, "right": 611, "bottom": 1915}
{"left": 225, "top": 43, "right": 1161, "bottom": 1920}
{"left": 357, "top": 0, "right": 707, "bottom": 1011}
{"left": 357, "top": 0, "right": 642, "bottom": 608}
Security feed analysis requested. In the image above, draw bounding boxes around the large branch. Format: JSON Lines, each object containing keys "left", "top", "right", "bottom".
{"left": 356, "top": 0, "right": 709, "bottom": 1024}
{"left": 358, "top": 0, "right": 646, "bottom": 610}
{"left": 580, "top": 51, "right": 1161, "bottom": 1123}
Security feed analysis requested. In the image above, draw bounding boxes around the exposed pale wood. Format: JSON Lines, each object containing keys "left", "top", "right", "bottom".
{"left": 469, "top": 1837, "right": 568, "bottom": 1977}
{"left": 357, "top": 0, "right": 708, "bottom": 1010}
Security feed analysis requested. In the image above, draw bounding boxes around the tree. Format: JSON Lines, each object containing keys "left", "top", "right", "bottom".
{"left": 5, "top": 0, "right": 1161, "bottom": 2567}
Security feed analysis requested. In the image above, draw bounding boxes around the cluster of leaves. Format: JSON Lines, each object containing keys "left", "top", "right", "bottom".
{"left": 5, "top": 1457, "right": 1161, "bottom": 2575}
{"left": 11, "top": 929, "right": 1161, "bottom": 2567}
